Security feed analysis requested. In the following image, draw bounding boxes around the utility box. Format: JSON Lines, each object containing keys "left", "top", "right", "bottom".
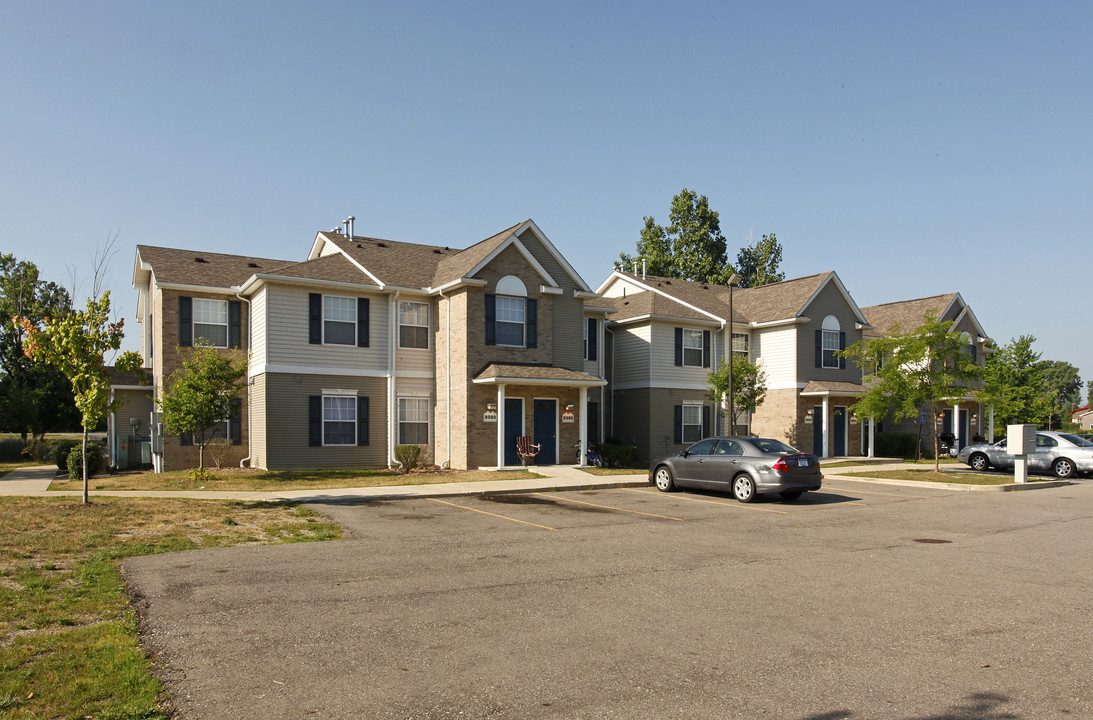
{"left": 116, "top": 434, "right": 129, "bottom": 470}
{"left": 1008, "top": 424, "right": 1036, "bottom": 483}
{"left": 139, "top": 440, "right": 151, "bottom": 466}
{"left": 1008, "top": 424, "right": 1036, "bottom": 455}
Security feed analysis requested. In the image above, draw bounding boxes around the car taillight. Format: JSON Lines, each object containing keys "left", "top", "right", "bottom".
{"left": 772, "top": 457, "right": 788, "bottom": 472}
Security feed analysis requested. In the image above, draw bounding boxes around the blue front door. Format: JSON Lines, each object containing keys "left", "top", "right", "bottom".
{"left": 533, "top": 399, "right": 557, "bottom": 464}
{"left": 813, "top": 406, "right": 823, "bottom": 456}
{"left": 504, "top": 399, "right": 523, "bottom": 466}
{"left": 833, "top": 406, "right": 846, "bottom": 456}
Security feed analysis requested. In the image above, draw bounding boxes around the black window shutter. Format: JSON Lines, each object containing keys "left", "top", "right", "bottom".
{"left": 702, "top": 330, "right": 711, "bottom": 368}
{"left": 485, "top": 294, "right": 496, "bottom": 345}
{"left": 815, "top": 330, "right": 822, "bottom": 368}
{"left": 526, "top": 298, "right": 537, "bottom": 348}
{"left": 839, "top": 332, "right": 846, "bottom": 369}
{"left": 358, "top": 396, "right": 369, "bottom": 446}
{"left": 229, "top": 397, "right": 242, "bottom": 445}
{"left": 674, "top": 328, "right": 683, "bottom": 366}
{"left": 309, "top": 293, "right": 322, "bottom": 344}
{"left": 587, "top": 318, "right": 598, "bottom": 361}
{"left": 309, "top": 396, "right": 321, "bottom": 446}
{"left": 179, "top": 296, "right": 193, "bottom": 347}
{"left": 674, "top": 405, "right": 683, "bottom": 444}
{"left": 229, "top": 301, "right": 242, "bottom": 348}
{"left": 358, "top": 298, "right": 370, "bottom": 347}
{"left": 702, "top": 405, "right": 711, "bottom": 437}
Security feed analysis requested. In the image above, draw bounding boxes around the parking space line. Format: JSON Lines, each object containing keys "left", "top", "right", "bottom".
{"left": 820, "top": 484, "right": 939, "bottom": 497}
{"left": 428, "top": 499, "right": 558, "bottom": 531}
{"left": 533, "top": 493, "right": 684, "bottom": 521}
{"left": 622, "top": 488, "right": 789, "bottom": 514}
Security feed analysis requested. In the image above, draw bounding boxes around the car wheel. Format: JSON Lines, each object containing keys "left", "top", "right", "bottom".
{"left": 779, "top": 491, "right": 802, "bottom": 501}
{"left": 1053, "top": 458, "right": 1076, "bottom": 479}
{"left": 654, "top": 466, "right": 675, "bottom": 492}
{"left": 732, "top": 475, "right": 757, "bottom": 503}
{"left": 969, "top": 453, "right": 990, "bottom": 472}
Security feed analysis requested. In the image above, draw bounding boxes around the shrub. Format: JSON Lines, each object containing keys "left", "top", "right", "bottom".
{"left": 875, "top": 432, "right": 918, "bottom": 459}
{"left": 190, "top": 466, "right": 217, "bottom": 484}
{"left": 0, "top": 438, "right": 25, "bottom": 462}
{"left": 600, "top": 442, "right": 638, "bottom": 468}
{"left": 395, "top": 444, "right": 423, "bottom": 473}
{"left": 66, "top": 442, "right": 105, "bottom": 481}
{"left": 53, "top": 439, "right": 81, "bottom": 468}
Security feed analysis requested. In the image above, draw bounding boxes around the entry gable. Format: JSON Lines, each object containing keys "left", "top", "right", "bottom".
{"left": 796, "top": 272, "right": 870, "bottom": 328}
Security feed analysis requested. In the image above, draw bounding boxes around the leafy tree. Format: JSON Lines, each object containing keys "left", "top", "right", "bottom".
{"left": 1038, "top": 360, "right": 1082, "bottom": 430}
{"left": 618, "top": 189, "right": 737, "bottom": 284}
{"left": 159, "top": 342, "right": 247, "bottom": 471}
{"left": 708, "top": 354, "right": 768, "bottom": 433}
{"left": 842, "top": 313, "right": 983, "bottom": 471}
{"left": 0, "top": 254, "right": 80, "bottom": 440}
{"left": 735, "top": 232, "right": 785, "bottom": 288}
{"left": 980, "top": 335, "right": 1050, "bottom": 430}
{"left": 19, "top": 291, "right": 143, "bottom": 503}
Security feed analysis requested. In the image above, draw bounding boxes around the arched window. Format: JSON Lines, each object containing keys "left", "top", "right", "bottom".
{"left": 820, "top": 315, "right": 843, "bottom": 369}
{"left": 486, "top": 276, "right": 537, "bottom": 348}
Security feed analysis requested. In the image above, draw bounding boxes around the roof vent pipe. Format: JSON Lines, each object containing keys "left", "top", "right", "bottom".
{"left": 342, "top": 219, "right": 349, "bottom": 236}
{"left": 633, "top": 261, "right": 638, "bottom": 274}
{"left": 347, "top": 215, "right": 355, "bottom": 240}
{"left": 642, "top": 258, "right": 646, "bottom": 279}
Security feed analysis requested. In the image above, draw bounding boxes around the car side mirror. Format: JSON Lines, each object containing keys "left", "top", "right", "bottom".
{"left": 680, "top": 450, "right": 689, "bottom": 458}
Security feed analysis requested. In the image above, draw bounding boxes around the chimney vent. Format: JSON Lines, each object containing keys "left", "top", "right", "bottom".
{"left": 194, "top": 257, "right": 208, "bottom": 263}
{"left": 347, "top": 216, "right": 355, "bottom": 239}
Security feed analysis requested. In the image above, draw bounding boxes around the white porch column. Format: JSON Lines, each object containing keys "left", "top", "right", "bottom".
{"left": 868, "top": 417, "right": 875, "bottom": 458}
{"left": 952, "top": 402, "right": 960, "bottom": 449}
{"left": 578, "top": 387, "right": 588, "bottom": 467}
{"left": 822, "top": 396, "right": 830, "bottom": 458}
{"left": 496, "top": 384, "right": 506, "bottom": 469}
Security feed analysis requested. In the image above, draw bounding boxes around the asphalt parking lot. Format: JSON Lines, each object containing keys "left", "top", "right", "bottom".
{"left": 124, "top": 478, "right": 1093, "bottom": 719}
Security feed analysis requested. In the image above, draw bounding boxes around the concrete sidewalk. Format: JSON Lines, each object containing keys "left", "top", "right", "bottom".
{"left": 0, "top": 463, "right": 650, "bottom": 502}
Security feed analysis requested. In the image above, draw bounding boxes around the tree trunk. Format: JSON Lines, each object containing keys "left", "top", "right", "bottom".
{"left": 81, "top": 426, "right": 89, "bottom": 505}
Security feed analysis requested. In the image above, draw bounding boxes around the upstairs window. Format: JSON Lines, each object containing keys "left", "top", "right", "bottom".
{"left": 584, "top": 318, "right": 598, "bottom": 361}
{"left": 193, "top": 298, "right": 229, "bottom": 347}
{"left": 682, "top": 329, "right": 704, "bottom": 367}
{"left": 495, "top": 296, "right": 526, "bottom": 346}
{"left": 399, "top": 302, "right": 430, "bottom": 349}
{"left": 323, "top": 296, "right": 357, "bottom": 345}
{"left": 818, "top": 316, "right": 845, "bottom": 369}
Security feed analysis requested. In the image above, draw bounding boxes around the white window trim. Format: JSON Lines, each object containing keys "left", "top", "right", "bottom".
{"left": 682, "top": 403, "right": 703, "bottom": 444}
{"left": 821, "top": 330, "right": 841, "bottom": 369}
{"left": 398, "top": 396, "right": 430, "bottom": 445}
{"left": 495, "top": 295, "right": 526, "bottom": 348}
{"left": 399, "top": 301, "right": 430, "bottom": 350}
{"left": 682, "top": 328, "right": 704, "bottom": 368}
{"left": 322, "top": 394, "right": 357, "bottom": 447}
{"left": 193, "top": 298, "right": 229, "bottom": 348}
{"left": 322, "top": 294, "right": 357, "bottom": 347}
{"left": 731, "top": 332, "right": 749, "bottom": 355}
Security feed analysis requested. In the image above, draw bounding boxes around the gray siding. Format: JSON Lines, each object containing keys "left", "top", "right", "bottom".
{"left": 263, "top": 372, "right": 389, "bottom": 469}
{"left": 798, "top": 280, "right": 863, "bottom": 385}
{"left": 518, "top": 229, "right": 584, "bottom": 371}
{"left": 611, "top": 386, "right": 712, "bottom": 463}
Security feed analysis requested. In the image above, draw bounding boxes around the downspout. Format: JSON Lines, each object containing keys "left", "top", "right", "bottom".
{"left": 108, "top": 389, "right": 115, "bottom": 468}
{"left": 438, "top": 288, "right": 451, "bottom": 469}
{"left": 235, "top": 289, "right": 252, "bottom": 468}
{"left": 388, "top": 290, "right": 400, "bottom": 469}
{"left": 717, "top": 319, "right": 726, "bottom": 436}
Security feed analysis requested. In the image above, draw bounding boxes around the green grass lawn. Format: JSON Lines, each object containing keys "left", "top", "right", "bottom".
{"left": 0, "top": 496, "right": 342, "bottom": 718}
{"left": 839, "top": 468, "right": 1055, "bottom": 485}
{"left": 48, "top": 467, "right": 540, "bottom": 493}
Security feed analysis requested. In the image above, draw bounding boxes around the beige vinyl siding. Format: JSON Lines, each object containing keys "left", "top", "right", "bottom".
{"left": 249, "top": 286, "right": 268, "bottom": 370}
{"left": 797, "top": 280, "right": 863, "bottom": 385}
{"left": 263, "top": 284, "right": 390, "bottom": 376}
{"left": 601, "top": 277, "right": 646, "bottom": 298}
{"left": 650, "top": 322, "right": 709, "bottom": 390}
{"left": 611, "top": 324, "right": 651, "bottom": 388}
{"left": 263, "top": 372, "right": 388, "bottom": 469}
{"left": 395, "top": 298, "right": 435, "bottom": 377}
{"left": 753, "top": 327, "right": 797, "bottom": 388}
{"left": 249, "top": 373, "right": 267, "bottom": 469}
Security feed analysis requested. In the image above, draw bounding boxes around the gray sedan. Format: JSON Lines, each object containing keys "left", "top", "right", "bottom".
{"left": 956, "top": 431, "right": 1093, "bottom": 478}
{"left": 650, "top": 436, "right": 823, "bottom": 502}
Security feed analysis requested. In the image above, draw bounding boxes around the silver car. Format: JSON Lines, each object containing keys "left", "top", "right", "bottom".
{"left": 649, "top": 436, "right": 823, "bottom": 502}
{"left": 956, "top": 431, "right": 1093, "bottom": 478}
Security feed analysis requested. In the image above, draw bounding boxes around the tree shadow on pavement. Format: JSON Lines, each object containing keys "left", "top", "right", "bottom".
{"left": 801, "top": 692, "right": 1019, "bottom": 720}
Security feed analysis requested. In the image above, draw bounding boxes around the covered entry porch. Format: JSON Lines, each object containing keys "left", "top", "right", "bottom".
{"left": 800, "top": 380, "right": 867, "bottom": 458}
{"left": 472, "top": 363, "right": 607, "bottom": 469}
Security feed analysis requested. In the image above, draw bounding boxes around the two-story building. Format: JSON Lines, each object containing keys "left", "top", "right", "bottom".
{"left": 125, "top": 219, "right": 609, "bottom": 471}
{"left": 595, "top": 270, "right": 872, "bottom": 461}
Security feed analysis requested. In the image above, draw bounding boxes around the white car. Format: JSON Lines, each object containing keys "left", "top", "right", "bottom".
{"left": 956, "top": 431, "right": 1093, "bottom": 478}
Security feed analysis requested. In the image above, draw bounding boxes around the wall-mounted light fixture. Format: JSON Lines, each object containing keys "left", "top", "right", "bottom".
{"left": 564, "top": 404, "right": 575, "bottom": 413}
{"left": 487, "top": 403, "right": 497, "bottom": 411}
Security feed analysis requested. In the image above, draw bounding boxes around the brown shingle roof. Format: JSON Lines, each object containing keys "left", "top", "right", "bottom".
{"left": 801, "top": 380, "right": 864, "bottom": 396}
{"left": 261, "top": 254, "right": 373, "bottom": 286}
{"left": 473, "top": 363, "right": 605, "bottom": 385}
{"left": 861, "top": 293, "right": 960, "bottom": 337}
{"left": 432, "top": 222, "right": 524, "bottom": 287}
{"left": 597, "top": 291, "right": 714, "bottom": 324}
{"left": 609, "top": 271, "right": 835, "bottom": 325}
{"left": 137, "top": 245, "right": 294, "bottom": 288}
{"left": 320, "top": 233, "right": 458, "bottom": 288}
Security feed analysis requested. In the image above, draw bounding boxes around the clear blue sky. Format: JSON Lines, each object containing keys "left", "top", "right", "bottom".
{"left": 3, "top": 1, "right": 1090, "bottom": 403}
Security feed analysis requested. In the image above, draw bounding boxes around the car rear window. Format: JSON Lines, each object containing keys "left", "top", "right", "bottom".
{"left": 751, "top": 438, "right": 800, "bottom": 454}
{"left": 1059, "top": 433, "right": 1093, "bottom": 447}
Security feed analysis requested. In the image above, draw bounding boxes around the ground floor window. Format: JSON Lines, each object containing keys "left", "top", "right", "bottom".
{"left": 323, "top": 396, "right": 357, "bottom": 446}
{"left": 399, "top": 397, "right": 430, "bottom": 445}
